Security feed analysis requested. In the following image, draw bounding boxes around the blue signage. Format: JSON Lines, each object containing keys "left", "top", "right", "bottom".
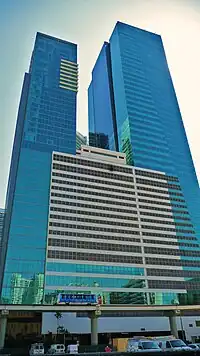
{"left": 57, "top": 293, "right": 97, "bottom": 305}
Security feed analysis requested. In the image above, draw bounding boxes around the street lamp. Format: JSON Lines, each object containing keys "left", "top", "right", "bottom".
{"left": 175, "top": 306, "right": 184, "bottom": 341}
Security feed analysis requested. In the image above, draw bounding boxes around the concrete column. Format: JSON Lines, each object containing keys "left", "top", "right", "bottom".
{"left": 0, "top": 316, "right": 7, "bottom": 349}
{"left": 169, "top": 314, "right": 178, "bottom": 338}
{"left": 90, "top": 312, "right": 98, "bottom": 346}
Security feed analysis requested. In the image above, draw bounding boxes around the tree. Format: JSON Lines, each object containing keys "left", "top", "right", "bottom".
{"left": 54, "top": 312, "right": 63, "bottom": 334}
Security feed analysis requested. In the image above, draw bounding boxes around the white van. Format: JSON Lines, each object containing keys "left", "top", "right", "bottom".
{"left": 47, "top": 344, "right": 65, "bottom": 354}
{"left": 158, "top": 339, "right": 191, "bottom": 351}
{"left": 29, "top": 343, "right": 44, "bottom": 356}
{"left": 127, "top": 339, "right": 162, "bottom": 352}
{"left": 67, "top": 344, "right": 79, "bottom": 354}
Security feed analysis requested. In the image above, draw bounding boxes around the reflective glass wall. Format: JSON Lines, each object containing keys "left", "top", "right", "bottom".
{"left": 88, "top": 42, "right": 118, "bottom": 151}
{"left": 109, "top": 22, "right": 200, "bottom": 242}
{"left": 1, "top": 33, "right": 77, "bottom": 304}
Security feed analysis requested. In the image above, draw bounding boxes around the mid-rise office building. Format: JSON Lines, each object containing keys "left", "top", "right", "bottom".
{"left": 88, "top": 21, "right": 200, "bottom": 249}
{"left": 76, "top": 131, "right": 87, "bottom": 150}
{"left": 0, "top": 32, "right": 78, "bottom": 303}
{"left": 3, "top": 145, "right": 200, "bottom": 304}
{"left": 45, "top": 146, "right": 200, "bottom": 306}
{"left": 40, "top": 145, "right": 200, "bottom": 338}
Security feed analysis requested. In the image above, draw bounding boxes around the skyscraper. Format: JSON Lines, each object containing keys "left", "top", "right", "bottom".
{"left": 0, "top": 32, "right": 78, "bottom": 303}
{"left": 88, "top": 21, "right": 200, "bottom": 244}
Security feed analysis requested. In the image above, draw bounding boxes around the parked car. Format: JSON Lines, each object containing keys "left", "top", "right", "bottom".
{"left": 189, "top": 343, "right": 200, "bottom": 350}
{"left": 29, "top": 343, "right": 44, "bottom": 356}
{"left": 47, "top": 344, "right": 65, "bottom": 354}
{"left": 158, "top": 339, "right": 191, "bottom": 351}
{"left": 127, "top": 339, "right": 162, "bottom": 352}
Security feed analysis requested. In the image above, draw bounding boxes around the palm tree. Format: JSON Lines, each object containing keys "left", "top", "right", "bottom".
{"left": 54, "top": 311, "right": 63, "bottom": 334}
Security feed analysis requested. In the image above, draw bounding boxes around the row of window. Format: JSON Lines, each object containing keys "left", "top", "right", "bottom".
{"left": 48, "top": 250, "right": 143, "bottom": 264}
{"left": 169, "top": 191, "right": 183, "bottom": 197}
{"left": 139, "top": 199, "right": 186, "bottom": 208}
{"left": 48, "top": 238, "right": 142, "bottom": 253}
{"left": 51, "top": 185, "right": 136, "bottom": 201}
{"left": 148, "top": 280, "right": 199, "bottom": 290}
{"left": 50, "top": 205, "right": 189, "bottom": 222}
{"left": 45, "top": 275, "right": 145, "bottom": 289}
{"left": 141, "top": 218, "right": 192, "bottom": 228}
{"left": 135, "top": 170, "right": 179, "bottom": 182}
{"left": 146, "top": 257, "right": 200, "bottom": 267}
{"left": 50, "top": 207, "right": 138, "bottom": 221}
{"left": 144, "top": 246, "right": 200, "bottom": 257}
{"left": 46, "top": 262, "right": 144, "bottom": 276}
{"left": 141, "top": 225, "right": 194, "bottom": 234}
{"left": 52, "top": 172, "right": 135, "bottom": 190}
{"left": 49, "top": 222, "right": 139, "bottom": 234}
{"left": 143, "top": 239, "right": 198, "bottom": 248}
{"left": 49, "top": 214, "right": 139, "bottom": 228}
{"left": 51, "top": 193, "right": 137, "bottom": 207}
{"left": 48, "top": 222, "right": 196, "bottom": 239}
{"left": 132, "top": 135, "right": 168, "bottom": 152}
{"left": 137, "top": 186, "right": 183, "bottom": 197}
{"left": 139, "top": 205, "right": 189, "bottom": 215}
{"left": 140, "top": 212, "right": 190, "bottom": 221}
{"left": 138, "top": 192, "right": 185, "bottom": 203}
{"left": 142, "top": 231, "right": 196, "bottom": 241}
{"left": 50, "top": 199, "right": 137, "bottom": 213}
{"left": 147, "top": 269, "right": 200, "bottom": 278}
{"left": 52, "top": 178, "right": 135, "bottom": 195}
{"left": 53, "top": 164, "right": 134, "bottom": 182}
{"left": 125, "top": 89, "right": 152, "bottom": 103}
{"left": 48, "top": 229, "right": 141, "bottom": 243}
{"left": 53, "top": 154, "right": 132, "bottom": 174}
{"left": 136, "top": 178, "right": 181, "bottom": 191}
{"left": 50, "top": 210, "right": 192, "bottom": 227}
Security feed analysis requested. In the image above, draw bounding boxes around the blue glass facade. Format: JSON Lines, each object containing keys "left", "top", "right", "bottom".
{"left": 88, "top": 21, "right": 200, "bottom": 247}
{"left": 1, "top": 33, "right": 77, "bottom": 304}
{"left": 88, "top": 42, "right": 118, "bottom": 151}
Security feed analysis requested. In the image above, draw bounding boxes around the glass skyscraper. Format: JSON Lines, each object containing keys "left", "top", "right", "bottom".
{"left": 88, "top": 21, "right": 200, "bottom": 245}
{"left": 0, "top": 32, "right": 78, "bottom": 304}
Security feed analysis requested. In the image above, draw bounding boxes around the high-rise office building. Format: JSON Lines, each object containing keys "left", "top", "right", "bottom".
{"left": 76, "top": 131, "right": 87, "bottom": 150}
{"left": 88, "top": 21, "right": 200, "bottom": 250}
{"left": 0, "top": 32, "right": 78, "bottom": 304}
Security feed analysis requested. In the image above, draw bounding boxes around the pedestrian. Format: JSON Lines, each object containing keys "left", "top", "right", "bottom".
{"left": 105, "top": 345, "right": 112, "bottom": 352}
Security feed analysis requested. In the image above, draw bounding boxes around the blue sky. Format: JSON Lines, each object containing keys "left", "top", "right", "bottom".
{"left": 1, "top": 0, "right": 200, "bottom": 207}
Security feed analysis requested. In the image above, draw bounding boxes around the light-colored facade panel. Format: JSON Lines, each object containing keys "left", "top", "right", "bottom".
{"left": 44, "top": 146, "right": 200, "bottom": 307}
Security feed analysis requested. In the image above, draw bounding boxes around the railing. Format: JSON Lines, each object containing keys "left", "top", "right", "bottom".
{"left": 0, "top": 350, "right": 200, "bottom": 356}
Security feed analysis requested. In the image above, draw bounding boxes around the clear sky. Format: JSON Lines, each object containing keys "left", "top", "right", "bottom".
{"left": 1, "top": 0, "right": 200, "bottom": 207}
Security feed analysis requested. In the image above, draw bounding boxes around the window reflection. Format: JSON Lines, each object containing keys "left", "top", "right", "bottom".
{"left": 2, "top": 273, "right": 44, "bottom": 304}
{"left": 45, "top": 275, "right": 146, "bottom": 289}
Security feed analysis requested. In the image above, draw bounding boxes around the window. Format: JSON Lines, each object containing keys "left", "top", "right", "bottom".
{"left": 166, "top": 342, "right": 171, "bottom": 349}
